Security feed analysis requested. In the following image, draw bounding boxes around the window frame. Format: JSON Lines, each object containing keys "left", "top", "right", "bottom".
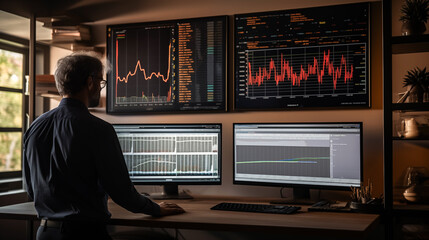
{"left": 0, "top": 38, "right": 29, "bottom": 180}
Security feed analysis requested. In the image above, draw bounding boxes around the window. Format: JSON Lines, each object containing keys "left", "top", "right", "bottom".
{"left": 0, "top": 47, "right": 25, "bottom": 177}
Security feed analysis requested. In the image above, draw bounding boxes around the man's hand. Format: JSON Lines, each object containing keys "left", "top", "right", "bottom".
{"left": 158, "top": 202, "right": 185, "bottom": 216}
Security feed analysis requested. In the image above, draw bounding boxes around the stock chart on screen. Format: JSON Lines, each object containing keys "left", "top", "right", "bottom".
{"left": 234, "top": 3, "right": 369, "bottom": 110}
{"left": 107, "top": 16, "right": 227, "bottom": 113}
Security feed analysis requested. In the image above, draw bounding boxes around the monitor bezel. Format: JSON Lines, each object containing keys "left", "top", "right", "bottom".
{"left": 232, "top": 122, "right": 363, "bottom": 191}
{"left": 233, "top": 2, "right": 371, "bottom": 111}
{"left": 112, "top": 123, "right": 222, "bottom": 186}
{"left": 106, "top": 15, "right": 228, "bottom": 114}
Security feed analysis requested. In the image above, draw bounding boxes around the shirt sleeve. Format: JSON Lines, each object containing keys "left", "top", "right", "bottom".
{"left": 93, "top": 123, "right": 161, "bottom": 216}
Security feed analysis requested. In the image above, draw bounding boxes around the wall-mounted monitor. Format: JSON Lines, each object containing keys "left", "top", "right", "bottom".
{"left": 113, "top": 124, "right": 222, "bottom": 199}
{"left": 233, "top": 122, "right": 362, "bottom": 204}
{"left": 234, "top": 3, "right": 370, "bottom": 110}
{"left": 107, "top": 16, "right": 227, "bottom": 114}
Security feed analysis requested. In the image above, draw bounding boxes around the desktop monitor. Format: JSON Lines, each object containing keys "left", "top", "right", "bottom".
{"left": 234, "top": 3, "right": 370, "bottom": 110}
{"left": 106, "top": 16, "right": 227, "bottom": 114}
{"left": 233, "top": 122, "right": 362, "bottom": 204}
{"left": 113, "top": 124, "right": 222, "bottom": 199}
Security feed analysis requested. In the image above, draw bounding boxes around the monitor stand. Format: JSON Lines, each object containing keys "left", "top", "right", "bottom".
{"left": 270, "top": 187, "right": 315, "bottom": 205}
{"left": 150, "top": 184, "right": 193, "bottom": 200}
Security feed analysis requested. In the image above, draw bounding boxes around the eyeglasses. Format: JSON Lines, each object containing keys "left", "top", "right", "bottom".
{"left": 100, "top": 80, "right": 107, "bottom": 89}
{"left": 92, "top": 75, "right": 107, "bottom": 89}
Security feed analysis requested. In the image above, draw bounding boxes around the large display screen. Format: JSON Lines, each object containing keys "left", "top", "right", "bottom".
{"left": 107, "top": 16, "right": 227, "bottom": 113}
{"left": 234, "top": 3, "right": 370, "bottom": 110}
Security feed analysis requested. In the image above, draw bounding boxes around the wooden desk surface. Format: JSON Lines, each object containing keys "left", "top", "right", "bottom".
{"left": 0, "top": 196, "right": 380, "bottom": 239}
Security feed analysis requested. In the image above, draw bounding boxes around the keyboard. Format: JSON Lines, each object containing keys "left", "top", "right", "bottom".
{"left": 211, "top": 202, "right": 301, "bottom": 214}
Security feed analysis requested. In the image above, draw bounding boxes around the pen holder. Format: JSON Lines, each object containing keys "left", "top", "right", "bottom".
{"left": 350, "top": 199, "right": 383, "bottom": 213}
{"left": 350, "top": 179, "right": 383, "bottom": 213}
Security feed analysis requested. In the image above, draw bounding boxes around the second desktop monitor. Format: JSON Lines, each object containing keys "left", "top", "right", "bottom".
{"left": 233, "top": 122, "right": 362, "bottom": 202}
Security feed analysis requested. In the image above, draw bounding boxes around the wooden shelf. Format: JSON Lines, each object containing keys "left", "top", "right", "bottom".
{"left": 35, "top": 74, "right": 60, "bottom": 99}
{"left": 392, "top": 137, "right": 429, "bottom": 141}
{"left": 392, "top": 103, "right": 429, "bottom": 111}
{"left": 391, "top": 34, "right": 429, "bottom": 44}
{"left": 393, "top": 203, "right": 429, "bottom": 216}
{"left": 391, "top": 35, "right": 429, "bottom": 54}
{"left": 383, "top": 2, "right": 429, "bottom": 239}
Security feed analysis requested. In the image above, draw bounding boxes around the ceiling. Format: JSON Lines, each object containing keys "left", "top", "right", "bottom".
{"left": 0, "top": 0, "right": 378, "bottom": 49}
{"left": 0, "top": 10, "right": 52, "bottom": 41}
{"left": 0, "top": 0, "right": 146, "bottom": 49}
{"left": 0, "top": 0, "right": 138, "bottom": 22}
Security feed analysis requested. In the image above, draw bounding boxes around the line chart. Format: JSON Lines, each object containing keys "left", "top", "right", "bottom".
{"left": 247, "top": 49, "right": 353, "bottom": 90}
{"left": 236, "top": 156, "right": 330, "bottom": 164}
{"left": 235, "top": 145, "right": 331, "bottom": 177}
{"left": 118, "top": 133, "right": 219, "bottom": 176}
{"left": 245, "top": 44, "right": 365, "bottom": 99}
{"left": 115, "top": 40, "right": 172, "bottom": 98}
{"left": 234, "top": 3, "right": 369, "bottom": 109}
{"left": 114, "top": 27, "right": 174, "bottom": 104}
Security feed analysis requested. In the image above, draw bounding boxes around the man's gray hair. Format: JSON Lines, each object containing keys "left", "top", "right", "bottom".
{"left": 54, "top": 52, "right": 104, "bottom": 96}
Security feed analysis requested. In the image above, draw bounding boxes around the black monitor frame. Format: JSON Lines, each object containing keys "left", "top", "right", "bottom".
{"left": 233, "top": 122, "right": 363, "bottom": 203}
{"left": 106, "top": 15, "right": 228, "bottom": 114}
{"left": 113, "top": 123, "right": 222, "bottom": 199}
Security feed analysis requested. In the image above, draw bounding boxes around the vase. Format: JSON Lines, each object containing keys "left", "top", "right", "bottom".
{"left": 424, "top": 91, "right": 429, "bottom": 103}
{"left": 406, "top": 85, "right": 425, "bottom": 103}
{"left": 424, "top": 86, "right": 429, "bottom": 102}
{"left": 403, "top": 185, "right": 429, "bottom": 202}
{"left": 402, "top": 167, "right": 429, "bottom": 203}
{"left": 401, "top": 21, "right": 427, "bottom": 36}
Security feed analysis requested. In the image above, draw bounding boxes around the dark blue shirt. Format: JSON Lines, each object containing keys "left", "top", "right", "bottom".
{"left": 23, "top": 98, "right": 160, "bottom": 221}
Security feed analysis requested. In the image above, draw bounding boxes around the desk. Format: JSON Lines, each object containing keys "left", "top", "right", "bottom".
{"left": 0, "top": 196, "right": 380, "bottom": 240}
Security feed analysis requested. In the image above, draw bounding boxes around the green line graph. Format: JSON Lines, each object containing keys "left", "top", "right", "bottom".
{"left": 237, "top": 157, "right": 330, "bottom": 164}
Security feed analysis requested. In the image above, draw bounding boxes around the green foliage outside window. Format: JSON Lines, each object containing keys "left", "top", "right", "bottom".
{"left": 0, "top": 132, "right": 21, "bottom": 171}
{"left": 0, "top": 49, "right": 23, "bottom": 172}
{"left": 0, "top": 49, "right": 22, "bottom": 89}
{"left": 0, "top": 91, "right": 22, "bottom": 128}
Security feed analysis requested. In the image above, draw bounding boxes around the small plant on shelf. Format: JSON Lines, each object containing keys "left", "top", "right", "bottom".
{"left": 400, "top": 66, "right": 429, "bottom": 103}
{"left": 399, "top": 0, "right": 429, "bottom": 35}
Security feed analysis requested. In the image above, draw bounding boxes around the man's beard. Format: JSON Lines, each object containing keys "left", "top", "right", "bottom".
{"left": 88, "top": 89, "right": 100, "bottom": 107}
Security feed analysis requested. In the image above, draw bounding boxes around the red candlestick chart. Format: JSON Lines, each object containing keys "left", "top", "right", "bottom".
{"left": 245, "top": 44, "right": 366, "bottom": 99}
{"left": 114, "top": 27, "right": 174, "bottom": 105}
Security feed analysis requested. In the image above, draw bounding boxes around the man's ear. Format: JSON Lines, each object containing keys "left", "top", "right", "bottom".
{"left": 87, "top": 76, "right": 94, "bottom": 90}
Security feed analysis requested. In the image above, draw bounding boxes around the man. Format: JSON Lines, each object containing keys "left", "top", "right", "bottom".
{"left": 23, "top": 53, "right": 184, "bottom": 240}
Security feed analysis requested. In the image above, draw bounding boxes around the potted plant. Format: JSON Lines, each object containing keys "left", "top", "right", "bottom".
{"left": 399, "top": 0, "right": 429, "bottom": 35}
{"left": 402, "top": 66, "right": 429, "bottom": 103}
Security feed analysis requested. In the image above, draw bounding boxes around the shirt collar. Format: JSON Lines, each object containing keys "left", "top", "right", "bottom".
{"left": 59, "top": 98, "right": 88, "bottom": 111}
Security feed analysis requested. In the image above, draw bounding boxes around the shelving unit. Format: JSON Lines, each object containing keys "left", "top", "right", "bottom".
{"left": 391, "top": 35, "right": 429, "bottom": 54}
{"left": 383, "top": 1, "right": 429, "bottom": 240}
{"left": 392, "top": 103, "right": 429, "bottom": 111}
